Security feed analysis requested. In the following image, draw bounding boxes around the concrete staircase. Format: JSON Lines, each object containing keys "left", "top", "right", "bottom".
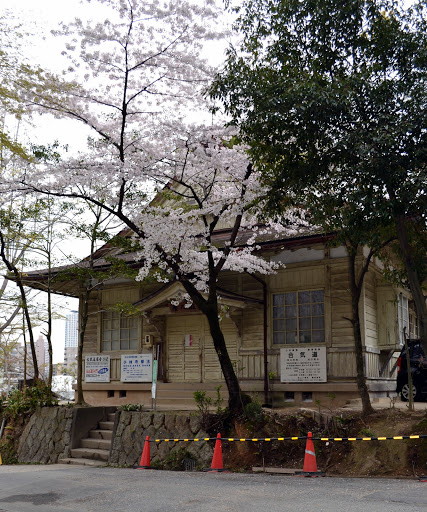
{"left": 59, "top": 412, "right": 115, "bottom": 467}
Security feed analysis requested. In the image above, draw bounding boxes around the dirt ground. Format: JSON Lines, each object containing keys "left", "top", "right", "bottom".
{"left": 220, "top": 400, "right": 427, "bottom": 478}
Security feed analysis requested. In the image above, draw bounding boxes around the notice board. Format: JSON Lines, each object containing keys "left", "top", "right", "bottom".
{"left": 85, "top": 355, "right": 110, "bottom": 382}
{"left": 280, "top": 346, "right": 327, "bottom": 382}
{"left": 121, "top": 354, "right": 153, "bottom": 382}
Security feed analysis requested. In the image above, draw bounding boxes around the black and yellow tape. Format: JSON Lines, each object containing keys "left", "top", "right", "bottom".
{"left": 152, "top": 434, "right": 426, "bottom": 443}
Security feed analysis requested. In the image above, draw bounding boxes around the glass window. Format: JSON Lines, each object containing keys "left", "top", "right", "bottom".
{"left": 409, "top": 310, "right": 418, "bottom": 339}
{"left": 397, "top": 294, "right": 409, "bottom": 345}
{"left": 102, "top": 311, "right": 139, "bottom": 351}
{"left": 272, "top": 290, "right": 325, "bottom": 345}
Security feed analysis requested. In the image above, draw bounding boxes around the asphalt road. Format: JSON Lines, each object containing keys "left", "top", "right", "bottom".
{"left": 0, "top": 465, "right": 426, "bottom": 512}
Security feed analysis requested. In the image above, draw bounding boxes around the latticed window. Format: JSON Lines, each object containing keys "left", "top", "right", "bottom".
{"left": 272, "top": 290, "right": 325, "bottom": 344}
{"left": 102, "top": 311, "right": 138, "bottom": 351}
{"left": 398, "top": 293, "right": 413, "bottom": 344}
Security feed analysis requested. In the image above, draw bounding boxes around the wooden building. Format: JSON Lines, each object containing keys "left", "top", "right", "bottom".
{"left": 21, "top": 230, "right": 417, "bottom": 409}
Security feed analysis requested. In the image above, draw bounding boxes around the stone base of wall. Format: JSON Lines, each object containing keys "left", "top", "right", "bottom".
{"left": 17, "top": 407, "right": 212, "bottom": 469}
{"left": 17, "top": 406, "right": 74, "bottom": 463}
{"left": 111, "top": 411, "right": 212, "bottom": 468}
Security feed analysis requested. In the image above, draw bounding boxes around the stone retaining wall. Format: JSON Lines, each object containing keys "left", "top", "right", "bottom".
{"left": 17, "top": 407, "right": 74, "bottom": 463}
{"left": 17, "top": 407, "right": 212, "bottom": 468}
{"left": 110, "top": 411, "right": 212, "bottom": 467}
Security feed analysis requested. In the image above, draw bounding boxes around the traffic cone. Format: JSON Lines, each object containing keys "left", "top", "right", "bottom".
{"left": 294, "top": 432, "right": 325, "bottom": 477}
{"left": 208, "top": 433, "right": 225, "bottom": 472}
{"left": 0, "top": 452, "right": 2, "bottom": 465}
{"left": 135, "top": 436, "right": 152, "bottom": 469}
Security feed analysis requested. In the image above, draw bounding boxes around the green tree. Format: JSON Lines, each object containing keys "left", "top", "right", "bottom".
{"left": 211, "top": 0, "right": 427, "bottom": 355}
{"left": 307, "top": 188, "right": 394, "bottom": 414}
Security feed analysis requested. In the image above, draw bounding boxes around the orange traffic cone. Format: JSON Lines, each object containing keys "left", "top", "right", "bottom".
{"left": 135, "top": 436, "right": 152, "bottom": 469}
{"left": 294, "top": 432, "right": 325, "bottom": 477}
{"left": 208, "top": 433, "right": 225, "bottom": 472}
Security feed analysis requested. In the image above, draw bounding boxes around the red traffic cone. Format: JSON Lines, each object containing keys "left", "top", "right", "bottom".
{"left": 209, "top": 433, "right": 224, "bottom": 472}
{"left": 294, "top": 432, "right": 325, "bottom": 477}
{"left": 135, "top": 436, "right": 152, "bottom": 469}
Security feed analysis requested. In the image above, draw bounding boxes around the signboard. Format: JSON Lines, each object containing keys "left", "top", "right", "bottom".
{"left": 121, "top": 354, "right": 153, "bottom": 382}
{"left": 85, "top": 355, "right": 110, "bottom": 383}
{"left": 280, "top": 347, "right": 327, "bottom": 383}
{"left": 151, "top": 359, "right": 158, "bottom": 399}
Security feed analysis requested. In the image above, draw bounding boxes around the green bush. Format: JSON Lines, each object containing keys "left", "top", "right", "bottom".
{"left": 358, "top": 427, "right": 377, "bottom": 438}
{"left": 0, "top": 437, "right": 18, "bottom": 464}
{"left": 120, "top": 403, "right": 144, "bottom": 411}
{"left": 3, "top": 382, "right": 58, "bottom": 420}
{"left": 193, "top": 385, "right": 225, "bottom": 430}
{"left": 151, "top": 448, "right": 198, "bottom": 471}
{"left": 243, "top": 401, "right": 263, "bottom": 423}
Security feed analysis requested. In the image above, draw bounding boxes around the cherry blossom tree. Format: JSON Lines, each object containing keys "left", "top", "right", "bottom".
{"left": 28, "top": 123, "right": 304, "bottom": 414}
{"left": 7, "top": 0, "right": 307, "bottom": 414}
{"left": 21, "top": 0, "right": 224, "bottom": 173}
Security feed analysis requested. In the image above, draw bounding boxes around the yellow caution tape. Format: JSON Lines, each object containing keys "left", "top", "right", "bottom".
{"left": 152, "top": 434, "right": 425, "bottom": 443}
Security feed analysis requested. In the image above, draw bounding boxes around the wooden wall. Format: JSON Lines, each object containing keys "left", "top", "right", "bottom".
{"left": 80, "top": 245, "right": 401, "bottom": 388}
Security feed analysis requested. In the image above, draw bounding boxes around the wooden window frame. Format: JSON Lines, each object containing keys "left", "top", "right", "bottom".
{"left": 272, "top": 289, "right": 325, "bottom": 345}
{"left": 101, "top": 310, "right": 140, "bottom": 352}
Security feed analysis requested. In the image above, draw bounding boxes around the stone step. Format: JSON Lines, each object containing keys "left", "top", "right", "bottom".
{"left": 89, "top": 429, "right": 113, "bottom": 441}
{"left": 108, "top": 413, "right": 116, "bottom": 422}
{"left": 70, "top": 447, "right": 110, "bottom": 462}
{"left": 98, "top": 421, "right": 114, "bottom": 431}
{"left": 58, "top": 457, "right": 107, "bottom": 467}
{"left": 80, "top": 438, "right": 111, "bottom": 450}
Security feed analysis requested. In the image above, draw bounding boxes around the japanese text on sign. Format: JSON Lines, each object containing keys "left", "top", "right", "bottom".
{"left": 85, "top": 355, "right": 110, "bottom": 382}
{"left": 280, "top": 347, "right": 327, "bottom": 382}
{"left": 121, "top": 354, "right": 153, "bottom": 382}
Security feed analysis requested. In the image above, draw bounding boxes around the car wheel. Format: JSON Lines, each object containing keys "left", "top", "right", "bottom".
{"left": 401, "top": 383, "right": 418, "bottom": 401}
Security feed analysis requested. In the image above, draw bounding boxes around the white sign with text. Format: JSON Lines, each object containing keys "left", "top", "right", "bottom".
{"left": 280, "top": 346, "right": 327, "bottom": 382}
{"left": 121, "top": 354, "right": 153, "bottom": 382}
{"left": 85, "top": 355, "right": 110, "bottom": 382}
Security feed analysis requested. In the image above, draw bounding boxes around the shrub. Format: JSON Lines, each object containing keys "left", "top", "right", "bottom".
{"left": 193, "top": 385, "right": 225, "bottom": 429}
{"left": 243, "top": 401, "right": 263, "bottom": 423}
{"left": 120, "top": 403, "right": 144, "bottom": 412}
{"left": 3, "top": 382, "right": 58, "bottom": 420}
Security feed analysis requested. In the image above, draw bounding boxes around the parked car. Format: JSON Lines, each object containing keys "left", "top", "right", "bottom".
{"left": 396, "top": 339, "right": 427, "bottom": 401}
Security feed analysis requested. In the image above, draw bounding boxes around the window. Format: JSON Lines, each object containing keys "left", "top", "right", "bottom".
{"left": 409, "top": 309, "right": 419, "bottom": 339}
{"left": 102, "top": 311, "right": 138, "bottom": 351}
{"left": 397, "top": 294, "right": 409, "bottom": 345}
{"left": 272, "top": 290, "right": 324, "bottom": 344}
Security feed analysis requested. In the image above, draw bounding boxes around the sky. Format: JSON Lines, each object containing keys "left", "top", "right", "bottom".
{"left": 3, "top": 1, "right": 109, "bottom": 363}
{"left": 2, "top": 0, "right": 231, "bottom": 364}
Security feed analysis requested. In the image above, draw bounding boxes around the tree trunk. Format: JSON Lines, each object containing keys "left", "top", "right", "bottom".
{"left": 204, "top": 304, "right": 244, "bottom": 415}
{"left": 46, "top": 274, "right": 53, "bottom": 388}
{"left": 0, "top": 231, "right": 39, "bottom": 381}
{"left": 348, "top": 251, "right": 374, "bottom": 416}
{"left": 395, "top": 214, "right": 427, "bottom": 355}
{"left": 76, "top": 289, "right": 90, "bottom": 405}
